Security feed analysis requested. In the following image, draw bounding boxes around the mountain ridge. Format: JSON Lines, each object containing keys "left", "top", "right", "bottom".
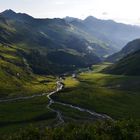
{"left": 1, "top": 9, "right": 140, "bottom": 75}
{"left": 106, "top": 38, "right": 140, "bottom": 62}
{"left": 104, "top": 39, "right": 140, "bottom": 75}
{"left": 105, "top": 49, "right": 140, "bottom": 76}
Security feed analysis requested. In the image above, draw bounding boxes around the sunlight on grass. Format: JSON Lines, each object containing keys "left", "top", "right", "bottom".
{"left": 63, "top": 77, "right": 79, "bottom": 88}
{"left": 53, "top": 63, "right": 140, "bottom": 119}
{"left": 91, "top": 62, "right": 112, "bottom": 73}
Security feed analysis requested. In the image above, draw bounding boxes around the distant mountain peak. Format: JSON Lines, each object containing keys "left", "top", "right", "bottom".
{"left": 85, "top": 16, "right": 97, "bottom": 19}
{"left": 1, "top": 9, "right": 34, "bottom": 21}
{"left": 85, "top": 16, "right": 115, "bottom": 23}
{"left": 64, "top": 16, "right": 81, "bottom": 22}
{"left": 84, "top": 16, "right": 98, "bottom": 21}
{"left": 1, "top": 9, "right": 16, "bottom": 16}
{"left": 3, "top": 9, "right": 15, "bottom": 13}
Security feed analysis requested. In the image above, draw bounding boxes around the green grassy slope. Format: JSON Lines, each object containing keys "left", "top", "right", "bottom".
{"left": 106, "top": 39, "right": 140, "bottom": 62}
{"left": 52, "top": 64, "right": 140, "bottom": 119}
{"left": 0, "top": 96, "right": 56, "bottom": 134}
{"left": 0, "top": 10, "right": 102, "bottom": 74}
{"left": 0, "top": 44, "right": 58, "bottom": 134}
{"left": 105, "top": 50, "right": 140, "bottom": 76}
{"left": 0, "top": 44, "right": 56, "bottom": 98}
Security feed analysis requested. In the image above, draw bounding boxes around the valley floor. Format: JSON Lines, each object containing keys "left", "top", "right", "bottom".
{"left": 53, "top": 63, "right": 140, "bottom": 119}
{"left": 0, "top": 63, "right": 140, "bottom": 135}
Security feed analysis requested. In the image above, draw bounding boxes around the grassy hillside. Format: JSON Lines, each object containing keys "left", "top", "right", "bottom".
{"left": 52, "top": 63, "right": 140, "bottom": 119}
{"left": 0, "top": 44, "right": 58, "bottom": 133}
{"left": 2, "top": 10, "right": 140, "bottom": 75}
{"left": 0, "top": 59, "right": 140, "bottom": 135}
{"left": 0, "top": 96, "right": 57, "bottom": 134}
{"left": 1, "top": 10, "right": 140, "bottom": 138}
{"left": 106, "top": 39, "right": 140, "bottom": 62}
{"left": 24, "top": 48, "right": 100, "bottom": 75}
{"left": 0, "top": 44, "right": 56, "bottom": 98}
{"left": 0, "top": 10, "right": 103, "bottom": 74}
{"left": 105, "top": 50, "right": 140, "bottom": 76}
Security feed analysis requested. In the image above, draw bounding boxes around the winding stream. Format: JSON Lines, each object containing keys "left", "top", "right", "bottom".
{"left": 46, "top": 80, "right": 113, "bottom": 125}
{"left": 46, "top": 81, "right": 65, "bottom": 125}
{"left": 0, "top": 78, "right": 113, "bottom": 125}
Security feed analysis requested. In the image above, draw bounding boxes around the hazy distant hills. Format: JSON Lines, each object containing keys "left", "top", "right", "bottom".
{"left": 66, "top": 16, "right": 140, "bottom": 50}
{"left": 0, "top": 10, "right": 115, "bottom": 57}
{"left": 1, "top": 9, "right": 140, "bottom": 75}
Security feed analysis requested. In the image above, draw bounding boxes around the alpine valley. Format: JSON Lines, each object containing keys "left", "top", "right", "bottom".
{"left": 0, "top": 9, "right": 140, "bottom": 140}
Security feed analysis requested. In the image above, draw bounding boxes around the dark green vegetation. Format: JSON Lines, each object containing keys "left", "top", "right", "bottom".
{"left": 0, "top": 96, "right": 57, "bottom": 134}
{"left": 1, "top": 9, "right": 140, "bottom": 139}
{"left": 105, "top": 50, "right": 140, "bottom": 75}
{"left": 0, "top": 44, "right": 56, "bottom": 98}
{"left": 1, "top": 60, "right": 140, "bottom": 136}
{"left": 51, "top": 103, "right": 95, "bottom": 121}
{"left": 106, "top": 39, "right": 140, "bottom": 62}
{"left": 105, "top": 39, "right": 140, "bottom": 75}
{"left": 0, "top": 44, "right": 57, "bottom": 133}
{"left": 2, "top": 120, "right": 140, "bottom": 140}
{"left": 1, "top": 10, "right": 140, "bottom": 75}
{"left": 0, "top": 9, "right": 103, "bottom": 75}
{"left": 52, "top": 64, "right": 140, "bottom": 119}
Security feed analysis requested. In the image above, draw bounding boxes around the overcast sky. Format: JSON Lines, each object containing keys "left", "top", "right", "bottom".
{"left": 1, "top": 0, "right": 140, "bottom": 25}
